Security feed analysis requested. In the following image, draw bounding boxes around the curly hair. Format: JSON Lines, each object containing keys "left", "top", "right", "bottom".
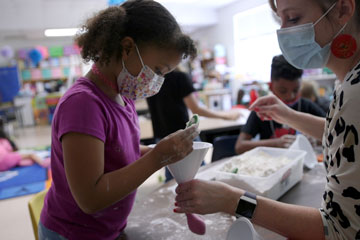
{"left": 271, "top": 55, "right": 303, "bottom": 81}
{"left": 75, "top": 0, "right": 197, "bottom": 65}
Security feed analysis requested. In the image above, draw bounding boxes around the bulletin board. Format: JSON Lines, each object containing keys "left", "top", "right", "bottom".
{"left": 0, "top": 66, "right": 20, "bottom": 103}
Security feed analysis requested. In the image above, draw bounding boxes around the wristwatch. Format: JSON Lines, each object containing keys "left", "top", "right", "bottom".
{"left": 235, "top": 192, "right": 257, "bottom": 219}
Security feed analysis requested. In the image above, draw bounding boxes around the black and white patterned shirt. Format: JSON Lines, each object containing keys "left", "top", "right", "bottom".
{"left": 320, "top": 62, "right": 360, "bottom": 239}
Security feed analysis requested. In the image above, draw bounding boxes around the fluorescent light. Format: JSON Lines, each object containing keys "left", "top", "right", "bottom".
{"left": 44, "top": 28, "right": 79, "bottom": 37}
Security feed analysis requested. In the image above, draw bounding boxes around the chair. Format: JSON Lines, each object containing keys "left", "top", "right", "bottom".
{"left": 211, "top": 135, "right": 238, "bottom": 162}
{"left": 28, "top": 189, "right": 48, "bottom": 240}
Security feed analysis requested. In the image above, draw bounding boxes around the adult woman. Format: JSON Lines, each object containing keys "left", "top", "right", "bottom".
{"left": 175, "top": 0, "right": 360, "bottom": 239}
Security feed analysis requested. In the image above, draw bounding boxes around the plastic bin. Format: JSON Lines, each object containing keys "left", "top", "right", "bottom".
{"left": 199, "top": 147, "right": 306, "bottom": 200}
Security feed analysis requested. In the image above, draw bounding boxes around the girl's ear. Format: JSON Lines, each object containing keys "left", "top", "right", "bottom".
{"left": 337, "top": 0, "right": 356, "bottom": 25}
{"left": 121, "top": 37, "right": 135, "bottom": 60}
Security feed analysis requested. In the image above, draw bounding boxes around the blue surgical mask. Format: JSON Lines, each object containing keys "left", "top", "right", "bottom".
{"left": 277, "top": 2, "right": 345, "bottom": 69}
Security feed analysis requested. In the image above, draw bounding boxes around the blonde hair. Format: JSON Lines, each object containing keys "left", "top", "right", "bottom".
{"left": 269, "top": 0, "right": 360, "bottom": 26}
{"left": 300, "top": 81, "right": 319, "bottom": 100}
{"left": 269, "top": 0, "right": 336, "bottom": 12}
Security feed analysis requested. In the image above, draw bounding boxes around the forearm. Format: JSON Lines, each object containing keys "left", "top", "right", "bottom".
{"left": 224, "top": 187, "right": 325, "bottom": 240}
{"left": 192, "top": 106, "right": 226, "bottom": 119}
{"left": 235, "top": 139, "right": 282, "bottom": 154}
{"left": 79, "top": 151, "right": 160, "bottom": 214}
{"left": 286, "top": 111, "right": 325, "bottom": 140}
{"left": 253, "top": 196, "right": 325, "bottom": 239}
{"left": 20, "top": 153, "right": 43, "bottom": 165}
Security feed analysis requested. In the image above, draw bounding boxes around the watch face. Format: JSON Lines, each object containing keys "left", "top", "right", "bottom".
{"left": 236, "top": 196, "right": 256, "bottom": 219}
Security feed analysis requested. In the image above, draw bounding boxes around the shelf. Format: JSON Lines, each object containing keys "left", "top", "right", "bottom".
{"left": 20, "top": 65, "right": 83, "bottom": 83}
{"left": 201, "top": 88, "right": 231, "bottom": 96}
{"left": 23, "top": 78, "right": 68, "bottom": 83}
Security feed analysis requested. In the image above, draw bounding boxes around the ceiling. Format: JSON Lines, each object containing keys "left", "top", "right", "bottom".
{"left": 0, "top": 0, "right": 240, "bottom": 43}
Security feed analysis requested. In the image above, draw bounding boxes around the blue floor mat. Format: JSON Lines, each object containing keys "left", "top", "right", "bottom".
{"left": 0, "top": 164, "right": 47, "bottom": 200}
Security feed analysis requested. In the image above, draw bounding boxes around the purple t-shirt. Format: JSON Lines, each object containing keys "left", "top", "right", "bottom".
{"left": 40, "top": 77, "right": 141, "bottom": 240}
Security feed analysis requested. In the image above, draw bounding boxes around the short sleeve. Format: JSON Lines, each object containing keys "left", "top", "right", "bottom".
{"left": 319, "top": 209, "right": 347, "bottom": 240}
{"left": 241, "top": 111, "right": 261, "bottom": 137}
{"left": 176, "top": 72, "right": 196, "bottom": 98}
{"left": 55, "top": 92, "right": 108, "bottom": 142}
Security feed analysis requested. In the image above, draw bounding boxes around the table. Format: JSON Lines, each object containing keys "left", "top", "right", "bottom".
{"left": 139, "top": 108, "right": 250, "bottom": 141}
{"left": 124, "top": 163, "right": 327, "bottom": 239}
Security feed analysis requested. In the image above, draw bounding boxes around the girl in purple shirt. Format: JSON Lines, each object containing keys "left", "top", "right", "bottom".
{"left": 39, "top": 1, "right": 199, "bottom": 239}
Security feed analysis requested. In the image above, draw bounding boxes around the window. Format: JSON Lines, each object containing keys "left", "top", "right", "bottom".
{"left": 233, "top": 4, "right": 281, "bottom": 82}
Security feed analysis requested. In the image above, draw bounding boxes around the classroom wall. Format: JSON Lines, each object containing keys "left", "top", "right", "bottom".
{"left": 0, "top": 1, "right": 219, "bottom": 50}
{"left": 0, "top": 38, "right": 74, "bottom": 51}
{"left": 190, "top": 0, "right": 268, "bottom": 68}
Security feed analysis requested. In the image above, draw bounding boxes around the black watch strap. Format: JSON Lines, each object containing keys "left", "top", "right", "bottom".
{"left": 235, "top": 191, "right": 257, "bottom": 219}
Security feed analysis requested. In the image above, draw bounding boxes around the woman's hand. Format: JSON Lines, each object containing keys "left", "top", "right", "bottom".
{"left": 249, "top": 94, "right": 294, "bottom": 125}
{"left": 174, "top": 179, "right": 243, "bottom": 215}
{"left": 151, "top": 125, "right": 200, "bottom": 168}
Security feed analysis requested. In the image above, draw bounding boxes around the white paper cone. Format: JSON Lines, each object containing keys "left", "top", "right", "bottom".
{"left": 167, "top": 142, "right": 212, "bottom": 184}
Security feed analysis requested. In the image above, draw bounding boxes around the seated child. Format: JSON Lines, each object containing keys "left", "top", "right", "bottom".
{"left": 0, "top": 120, "right": 50, "bottom": 171}
{"left": 235, "top": 55, "right": 326, "bottom": 154}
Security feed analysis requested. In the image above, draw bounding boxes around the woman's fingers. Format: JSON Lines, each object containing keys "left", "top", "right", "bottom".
{"left": 255, "top": 104, "right": 279, "bottom": 114}
{"left": 174, "top": 181, "right": 198, "bottom": 213}
{"left": 176, "top": 181, "right": 193, "bottom": 194}
{"left": 174, "top": 205, "right": 196, "bottom": 214}
{"left": 175, "top": 190, "right": 195, "bottom": 202}
{"left": 249, "top": 94, "right": 277, "bottom": 110}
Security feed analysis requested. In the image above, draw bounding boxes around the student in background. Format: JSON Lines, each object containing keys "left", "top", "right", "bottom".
{"left": 0, "top": 118, "right": 48, "bottom": 171}
{"left": 235, "top": 55, "right": 325, "bottom": 155}
{"left": 39, "top": 1, "right": 199, "bottom": 239}
{"left": 146, "top": 68, "right": 241, "bottom": 182}
{"left": 300, "top": 80, "right": 331, "bottom": 113}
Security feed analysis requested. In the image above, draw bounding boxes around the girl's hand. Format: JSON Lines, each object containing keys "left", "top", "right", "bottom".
{"left": 249, "top": 94, "right": 294, "bottom": 125}
{"left": 151, "top": 125, "right": 200, "bottom": 168}
{"left": 174, "top": 179, "right": 243, "bottom": 215}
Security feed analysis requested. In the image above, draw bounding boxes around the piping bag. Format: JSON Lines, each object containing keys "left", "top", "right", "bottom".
{"left": 169, "top": 114, "right": 207, "bottom": 235}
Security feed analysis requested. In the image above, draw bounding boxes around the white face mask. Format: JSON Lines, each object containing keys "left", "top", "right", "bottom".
{"left": 117, "top": 45, "right": 165, "bottom": 100}
{"left": 277, "top": 2, "right": 346, "bottom": 69}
